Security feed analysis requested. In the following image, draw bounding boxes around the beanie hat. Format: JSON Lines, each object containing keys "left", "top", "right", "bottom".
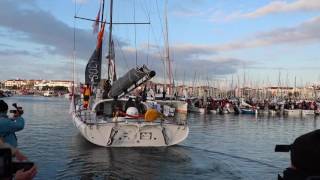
{"left": 0, "top": 100, "right": 8, "bottom": 112}
{"left": 290, "top": 129, "right": 320, "bottom": 175}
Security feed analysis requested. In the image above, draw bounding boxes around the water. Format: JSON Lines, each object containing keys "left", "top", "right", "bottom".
{"left": 2, "top": 96, "right": 320, "bottom": 179}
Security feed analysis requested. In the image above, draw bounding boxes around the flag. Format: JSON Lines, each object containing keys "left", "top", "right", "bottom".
{"left": 85, "top": 23, "right": 105, "bottom": 87}
{"left": 92, "top": 7, "right": 101, "bottom": 34}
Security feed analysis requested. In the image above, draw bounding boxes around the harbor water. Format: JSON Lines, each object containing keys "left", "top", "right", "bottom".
{"left": 3, "top": 96, "right": 320, "bottom": 179}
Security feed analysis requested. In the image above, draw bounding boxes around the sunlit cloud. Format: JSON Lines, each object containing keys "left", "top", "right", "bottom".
{"left": 223, "top": 0, "right": 320, "bottom": 20}
{"left": 213, "top": 16, "right": 320, "bottom": 51}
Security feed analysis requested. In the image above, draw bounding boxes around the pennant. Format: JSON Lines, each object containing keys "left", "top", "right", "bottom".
{"left": 92, "top": 7, "right": 101, "bottom": 34}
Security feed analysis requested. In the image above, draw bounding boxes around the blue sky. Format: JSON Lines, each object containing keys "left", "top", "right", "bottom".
{"left": 0, "top": 0, "right": 320, "bottom": 87}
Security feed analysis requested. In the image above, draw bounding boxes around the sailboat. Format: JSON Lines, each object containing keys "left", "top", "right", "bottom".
{"left": 152, "top": 0, "right": 188, "bottom": 114}
{"left": 70, "top": 0, "right": 189, "bottom": 147}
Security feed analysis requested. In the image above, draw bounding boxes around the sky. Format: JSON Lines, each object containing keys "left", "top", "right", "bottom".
{"left": 0, "top": 0, "right": 320, "bottom": 87}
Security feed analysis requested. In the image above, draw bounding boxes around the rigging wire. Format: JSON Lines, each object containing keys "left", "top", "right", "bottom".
{"left": 115, "top": 39, "right": 129, "bottom": 71}
{"left": 73, "top": 0, "right": 78, "bottom": 87}
{"left": 140, "top": 0, "right": 151, "bottom": 66}
{"left": 134, "top": 0, "right": 138, "bottom": 67}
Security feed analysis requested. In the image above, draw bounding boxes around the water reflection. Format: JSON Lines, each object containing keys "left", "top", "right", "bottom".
{"left": 57, "top": 134, "right": 241, "bottom": 180}
{"left": 3, "top": 97, "right": 320, "bottom": 179}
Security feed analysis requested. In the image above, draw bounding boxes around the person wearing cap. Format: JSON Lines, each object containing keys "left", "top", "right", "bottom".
{"left": 0, "top": 100, "right": 25, "bottom": 147}
{"left": 277, "top": 129, "right": 320, "bottom": 180}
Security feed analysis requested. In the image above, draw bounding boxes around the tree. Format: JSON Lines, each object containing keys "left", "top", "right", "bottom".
{"left": 53, "top": 86, "right": 68, "bottom": 92}
{"left": 42, "top": 85, "right": 50, "bottom": 91}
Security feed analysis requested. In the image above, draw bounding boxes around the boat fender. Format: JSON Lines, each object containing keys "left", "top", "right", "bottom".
{"left": 144, "top": 109, "right": 160, "bottom": 122}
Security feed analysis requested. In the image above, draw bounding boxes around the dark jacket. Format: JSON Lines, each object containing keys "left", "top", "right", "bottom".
{"left": 279, "top": 168, "right": 320, "bottom": 180}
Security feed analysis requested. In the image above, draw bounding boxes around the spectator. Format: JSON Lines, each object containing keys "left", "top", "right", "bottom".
{"left": 276, "top": 129, "right": 320, "bottom": 180}
{"left": 0, "top": 100, "right": 24, "bottom": 147}
{"left": 1, "top": 139, "right": 37, "bottom": 179}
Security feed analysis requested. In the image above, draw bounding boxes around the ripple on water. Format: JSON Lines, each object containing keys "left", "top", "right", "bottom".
{"left": 2, "top": 96, "right": 319, "bottom": 179}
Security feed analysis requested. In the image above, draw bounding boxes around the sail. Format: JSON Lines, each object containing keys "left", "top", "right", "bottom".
{"left": 85, "top": 23, "right": 105, "bottom": 87}
{"left": 108, "top": 65, "right": 155, "bottom": 98}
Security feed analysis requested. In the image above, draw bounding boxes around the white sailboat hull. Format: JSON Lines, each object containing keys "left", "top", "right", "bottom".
{"left": 284, "top": 109, "right": 301, "bottom": 116}
{"left": 72, "top": 112, "right": 189, "bottom": 147}
{"left": 154, "top": 100, "right": 188, "bottom": 114}
{"left": 188, "top": 106, "right": 206, "bottom": 114}
{"left": 301, "top": 110, "right": 315, "bottom": 116}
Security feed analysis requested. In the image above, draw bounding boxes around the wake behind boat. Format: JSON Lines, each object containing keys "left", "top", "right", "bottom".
{"left": 70, "top": 0, "right": 188, "bottom": 147}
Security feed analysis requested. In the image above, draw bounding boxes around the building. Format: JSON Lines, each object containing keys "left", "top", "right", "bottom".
{"left": 4, "top": 79, "right": 27, "bottom": 88}
{"left": 34, "top": 80, "right": 73, "bottom": 90}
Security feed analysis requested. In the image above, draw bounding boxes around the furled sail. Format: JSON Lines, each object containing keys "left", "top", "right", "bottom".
{"left": 108, "top": 65, "right": 156, "bottom": 98}
{"left": 85, "top": 23, "right": 105, "bottom": 87}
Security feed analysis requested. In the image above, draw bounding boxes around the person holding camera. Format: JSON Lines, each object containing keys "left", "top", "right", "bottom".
{"left": 1, "top": 139, "right": 37, "bottom": 179}
{"left": 0, "top": 100, "right": 25, "bottom": 148}
{"left": 276, "top": 129, "right": 320, "bottom": 180}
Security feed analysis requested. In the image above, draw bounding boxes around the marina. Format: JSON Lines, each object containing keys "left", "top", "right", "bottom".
{"left": 2, "top": 96, "right": 319, "bottom": 179}
{"left": 1, "top": 0, "right": 320, "bottom": 179}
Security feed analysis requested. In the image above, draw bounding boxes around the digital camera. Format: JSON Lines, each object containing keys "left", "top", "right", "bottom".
{"left": 9, "top": 103, "right": 24, "bottom": 115}
{"left": 0, "top": 148, "right": 34, "bottom": 178}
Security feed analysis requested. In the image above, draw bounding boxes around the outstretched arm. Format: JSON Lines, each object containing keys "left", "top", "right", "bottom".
{"left": 0, "top": 117, "right": 25, "bottom": 133}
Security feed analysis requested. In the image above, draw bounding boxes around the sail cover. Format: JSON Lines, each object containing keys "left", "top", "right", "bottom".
{"left": 108, "top": 65, "right": 155, "bottom": 98}
{"left": 85, "top": 24, "right": 105, "bottom": 87}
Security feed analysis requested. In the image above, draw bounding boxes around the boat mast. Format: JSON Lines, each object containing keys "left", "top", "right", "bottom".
{"left": 107, "top": 0, "right": 114, "bottom": 81}
{"left": 164, "top": 0, "right": 173, "bottom": 95}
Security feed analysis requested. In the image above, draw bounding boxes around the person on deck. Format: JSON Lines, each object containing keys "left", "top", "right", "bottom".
{"left": 0, "top": 100, "right": 25, "bottom": 148}
{"left": 111, "top": 96, "right": 123, "bottom": 117}
{"left": 125, "top": 97, "right": 135, "bottom": 111}
{"left": 142, "top": 87, "right": 147, "bottom": 102}
{"left": 135, "top": 97, "right": 145, "bottom": 114}
{"left": 102, "top": 79, "right": 111, "bottom": 99}
{"left": 162, "top": 90, "right": 166, "bottom": 100}
{"left": 83, "top": 84, "right": 91, "bottom": 109}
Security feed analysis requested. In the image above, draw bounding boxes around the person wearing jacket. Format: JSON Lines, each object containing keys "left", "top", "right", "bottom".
{"left": 277, "top": 129, "right": 320, "bottom": 180}
{"left": 0, "top": 100, "right": 25, "bottom": 148}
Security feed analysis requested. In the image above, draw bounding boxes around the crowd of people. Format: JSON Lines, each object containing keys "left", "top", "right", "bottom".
{"left": 0, "top": 100, "right": 37, "bottom": 179}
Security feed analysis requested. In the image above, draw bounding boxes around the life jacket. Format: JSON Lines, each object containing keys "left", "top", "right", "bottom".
{"left": 84, "top": 87, "right": 91, "bottom": 97}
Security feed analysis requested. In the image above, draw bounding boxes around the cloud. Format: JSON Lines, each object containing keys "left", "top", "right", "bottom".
{"left": 0, "top": 0, "right": 246, "bottom": 81}
{"left": 213, "top": 16, "right": 320, "bottom": 51}
{"left": 0, "top": 49, "right": 40, "bottom": 57}
{"left": 74, "top": 0, "right": 88, "bottom": 4}
{"left": 0, "top": 0, "right": 96, "bottom": 59}
{"left": 112, "top": 44, "right": 247, "bottom": 82}
{"left": 241, "top": 0, "right": 320, "bottom": 19}
{"left": 0, "top": 0, "right": 248, "bottom": 79}
{"left": 171, "top": 0, "right": 214, "bottom": 18}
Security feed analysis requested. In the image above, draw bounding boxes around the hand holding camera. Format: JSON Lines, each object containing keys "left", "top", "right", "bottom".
{"left": 0, "top": 148, "right": 36, "bottom": 179}
{"left": 9, "top": 103, "right": 24, "bottom": 117}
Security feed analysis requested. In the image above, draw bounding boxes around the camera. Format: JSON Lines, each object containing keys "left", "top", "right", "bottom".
{"left": 9, "top": 103, "right": 23, "bottom": 115}
{"left": 0, "top": 148, "right": 34, "bottom": 178}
